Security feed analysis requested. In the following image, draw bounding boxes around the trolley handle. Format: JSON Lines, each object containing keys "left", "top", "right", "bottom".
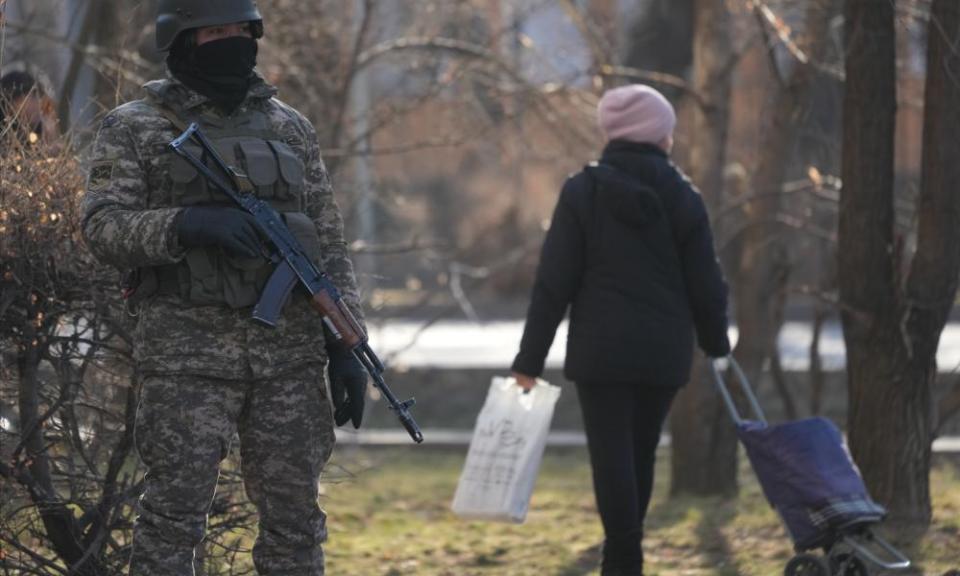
{"left": 710, "top": 356, "right": 767, "bottom": 426}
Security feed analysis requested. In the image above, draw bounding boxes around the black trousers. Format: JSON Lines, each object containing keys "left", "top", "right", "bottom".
{"left": 576, "top": 382, "right": 678, "bottom": 572}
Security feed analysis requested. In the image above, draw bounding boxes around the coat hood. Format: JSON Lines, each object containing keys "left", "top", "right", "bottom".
{"left": 585, "top": 162, "right": 663, "bottom": 228}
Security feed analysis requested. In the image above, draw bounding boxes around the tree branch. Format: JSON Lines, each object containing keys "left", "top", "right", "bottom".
{"left": 328, "top": 0, "right": 376, "bottom": 165}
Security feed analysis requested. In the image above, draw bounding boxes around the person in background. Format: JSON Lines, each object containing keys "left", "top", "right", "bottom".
{"left": 0, "top": 70, "right": 62, "bottom": 150}
{"left": 511, "top": 84, "right": 731, "bottom": 576}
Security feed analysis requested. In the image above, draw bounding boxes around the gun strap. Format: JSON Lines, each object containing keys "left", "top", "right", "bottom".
{"left": 154, "top": 102, "right": 257, "bottom": 195}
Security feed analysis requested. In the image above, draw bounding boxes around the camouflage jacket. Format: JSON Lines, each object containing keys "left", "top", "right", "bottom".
{"left": 81, "top": 75, "right": 364, "bottom": 379}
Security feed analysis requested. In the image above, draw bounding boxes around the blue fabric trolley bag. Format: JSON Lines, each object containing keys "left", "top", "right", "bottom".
{"left": 711, "top": 358, "right": 912, "bottom": 576}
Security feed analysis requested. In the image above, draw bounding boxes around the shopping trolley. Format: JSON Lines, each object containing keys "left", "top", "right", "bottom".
{"left": 710, "top": 357, "right": 912, "bottom": 576}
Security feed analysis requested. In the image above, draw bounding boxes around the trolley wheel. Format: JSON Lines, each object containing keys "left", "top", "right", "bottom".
{"left": 829, "top": 552, "right": 870, "bottom": 576}
{"left": 785, "top": 553, "right": 831, "bottom": 576}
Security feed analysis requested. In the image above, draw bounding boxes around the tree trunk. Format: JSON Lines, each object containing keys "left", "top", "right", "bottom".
{"left": 669, "top": 0, "right": 736, "bottom": 496}
{"left": 839, "top": 0, "right": 960, "bottom": 537}
{"left": 624, "top": 0, "right": 694, "bottom": 84}
{"left": 16, "top": 313, "right": 55, "bottom": 502}
{"left": 809, "top": 302, "right": 827, "bottom": 415}
{"left": 770, "top": 352, "right": 797, "bottom": 420}
{"left": 909, "top": 0, "right": 960, "bottom": 443}
{"left": 670, "top": 0, "right": 839, "bottom": 497}
{"left": 938, "top": 380, "right": 960, "bottom": 436}
{"left": 57, "top": 0, "right": 96, "bottom": 128}
{"left": 839, "top": 0, "right": 901, "bottom": 527}
{"left": 842, "top": 0, "right": 960, "bottom": 538}
{"left": 733, "top": 0, "right": 836, "bottom": 427}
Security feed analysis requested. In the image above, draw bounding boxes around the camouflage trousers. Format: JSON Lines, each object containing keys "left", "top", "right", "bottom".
{"left": 129, "top": 364, "right": 335, "bottom": 575}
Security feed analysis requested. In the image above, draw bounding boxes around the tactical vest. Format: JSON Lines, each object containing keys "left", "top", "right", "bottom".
{"left": 138, "top": 99, "right": 323, "bottom": 309}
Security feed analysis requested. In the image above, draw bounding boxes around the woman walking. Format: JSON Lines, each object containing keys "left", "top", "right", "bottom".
{"left": 511, "top": 84, "right": 731, "bottom": 576}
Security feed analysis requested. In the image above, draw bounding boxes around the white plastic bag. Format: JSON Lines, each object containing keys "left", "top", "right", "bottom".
{"left": 451, "top": 376, "right": 561, "bottom": 523}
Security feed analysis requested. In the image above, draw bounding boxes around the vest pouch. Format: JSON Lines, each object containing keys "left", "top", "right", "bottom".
{"left": 184, "top": 249, "right": 224, "bottom": 305}
{"left": 283, "top": 212, "right": 323, "bottom": 267}
{"left": 169, "top": 142, "right": 213, "bottom": 205}
{"left": 221, "top": 253, "right": 272, "bottom": 309}
{"left": 270, "top": 140, "right": 305, "bottom": 202}
{"left": 182, "top": 248, "right": 272, "bottom": 308}
{"left": 236, "top": 139, "right": 279, "bottom": 199}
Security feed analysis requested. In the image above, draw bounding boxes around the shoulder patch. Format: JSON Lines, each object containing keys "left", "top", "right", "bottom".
{"left": 284, "top": 136, "right": 304, "bottom": 150}
{"left": 101, "top": 114, "right": 119, "bottom": 129}
{"left": 88, "top": 161, "right": 115, "bottom": 191}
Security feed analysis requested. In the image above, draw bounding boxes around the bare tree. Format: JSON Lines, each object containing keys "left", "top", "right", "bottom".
{"left": 623, "top": 0, "right": 695, "bottom": 88}
{"left": 669, "top": 0, "right": 840, "bottom": 498}
{"left": 668, "top": 0, "right": 738, "bottom": 497}
{"left": 840, "top": 0, "right": 960, "bottom": 537}
{"left": 0, "top": 132, "right": 137, "bottom": 573}
{"left": 730, "top": 0, "right": 838, "bottom": 433}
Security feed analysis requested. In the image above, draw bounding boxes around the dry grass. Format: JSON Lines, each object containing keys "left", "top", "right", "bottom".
{"left": 308, "top": 447, "right": 960, "bottom": 576}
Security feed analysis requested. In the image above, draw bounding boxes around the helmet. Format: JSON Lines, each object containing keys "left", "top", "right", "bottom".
{"left": 156, "top": 0, "right": 263, "bottom": 52}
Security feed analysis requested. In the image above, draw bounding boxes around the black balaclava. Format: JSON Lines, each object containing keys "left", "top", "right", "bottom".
{"left": 167, "top": 33, "right": 258, "bottom": 113}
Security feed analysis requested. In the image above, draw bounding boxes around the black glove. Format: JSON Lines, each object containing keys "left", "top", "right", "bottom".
{"left": 177, "top": 207, "right": 264, "bottom": 259}
{"left": 327, "top": 344, "right": 367, "bottom": 428}
{"left": 701, "top": 330, "right": 732, "bottom": 359}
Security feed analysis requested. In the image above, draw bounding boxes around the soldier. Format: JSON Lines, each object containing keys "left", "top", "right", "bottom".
{"left": 81, "top": 1, "right": 368, "bottom": 574}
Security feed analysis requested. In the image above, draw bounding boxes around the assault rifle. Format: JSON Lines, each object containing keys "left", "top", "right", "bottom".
{"left": 169, "top": 123, "right": 423, "bottom": 444}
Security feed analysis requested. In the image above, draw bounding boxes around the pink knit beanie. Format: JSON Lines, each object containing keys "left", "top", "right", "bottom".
{"left": 597, "top": 84, "right": 677, "bottom": 146}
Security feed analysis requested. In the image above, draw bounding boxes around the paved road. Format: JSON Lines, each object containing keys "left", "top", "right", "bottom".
{"left": 354, "top": 320, "right": 960, "bottom": 452}
{"left": 335, "top": 429, "right": 960, "bottom": 453}
{"left": 366, "top": 319, "right": 960, "bottom": 372}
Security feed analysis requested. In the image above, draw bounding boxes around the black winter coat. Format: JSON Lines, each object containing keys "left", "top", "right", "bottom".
{"left": 511, "top": 140, "right": 730, "bottom": 387}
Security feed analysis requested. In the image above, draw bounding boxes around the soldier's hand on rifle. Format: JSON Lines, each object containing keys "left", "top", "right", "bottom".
{"left": 177, "top": 206, "right": 265, "bottom": 259}
{"left": 327, "top": 345, "right": 366, "bottom": 428}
